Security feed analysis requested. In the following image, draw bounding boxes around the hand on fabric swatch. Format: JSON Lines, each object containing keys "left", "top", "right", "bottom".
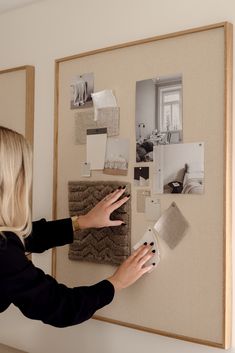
{"left": 78, "top": 187, "right": 130, "bottom": 229}
{"left": 107, "top": 244, "right": 154, "bottom": 290}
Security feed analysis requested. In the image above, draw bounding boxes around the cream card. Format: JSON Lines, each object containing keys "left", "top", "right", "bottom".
{"left": 133, "top": 228, "right": 160, "bottom": 272}
{"left": 86, "top": 128, "right": 107, "bottom": 170}
{"left": 145, "top": 197, "right": 161, "bottom": 221}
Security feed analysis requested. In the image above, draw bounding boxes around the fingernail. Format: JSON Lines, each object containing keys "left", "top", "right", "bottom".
{"left": 144, "top": 242, "right": 147, "bottom": 245}
{"left": 150, "top": 242, "right": 154, "bottom": 246}
{"left": 152, "top": 249, "right": 156, "bottom": 253}
{"left": 152, "top": 263, "right": 156, "bottom": 266}
{"left": 121, "top": 223, "right": 126, "bottom": 226}
{"left": 118, "top": 186, "right": 122, "bottom": 190}
{"left": 126, "top": 194, "right": 130, "bottom": 197}
{"left": 122, "top": 185, "right": 126, "bottom": 189}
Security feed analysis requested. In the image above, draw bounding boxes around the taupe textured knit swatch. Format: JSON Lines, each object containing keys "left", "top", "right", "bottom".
{"left": 68, "top": 181, "right": 131, "bottom": 265}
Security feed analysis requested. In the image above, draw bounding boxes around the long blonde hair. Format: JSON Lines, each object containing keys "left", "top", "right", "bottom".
{"left": 0, "top": 126, "right": 32, "bottom": 239}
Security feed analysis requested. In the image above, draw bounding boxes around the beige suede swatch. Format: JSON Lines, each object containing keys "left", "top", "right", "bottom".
{"left": 154, "top": 202, "right": 189, "bottom": 249}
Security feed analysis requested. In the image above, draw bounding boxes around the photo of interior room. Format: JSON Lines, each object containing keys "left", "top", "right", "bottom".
{"left": 136, "top": 74, "right": 183, "bottom": 162}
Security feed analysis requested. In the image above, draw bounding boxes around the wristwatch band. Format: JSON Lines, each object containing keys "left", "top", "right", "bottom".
{"left": 71, "top": 215, "right": 80, "bottom": 231}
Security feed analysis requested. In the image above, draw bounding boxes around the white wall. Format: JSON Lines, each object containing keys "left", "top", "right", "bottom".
{"left": 0, "top": 0, "right": 234, "bottom": 352}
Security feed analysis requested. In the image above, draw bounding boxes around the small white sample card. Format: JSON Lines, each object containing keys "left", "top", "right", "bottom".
{"left": 86, "top": 128, "right": 107, "bottom": 170}
{"left": 81, "top": 162, "right": 91, "bottom": 177}
{"left": 136, "top": 189, "right": 151, "bottom": 213}
{"left": 133, "top": 228, "right": 160, "bottom": 272}
{"left": 145, "top": 197, "right": 161, "bottom": 221}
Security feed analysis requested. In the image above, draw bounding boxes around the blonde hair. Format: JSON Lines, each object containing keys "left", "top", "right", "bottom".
{"left": 0, "top": 126, "right": 32, "bottom": 239}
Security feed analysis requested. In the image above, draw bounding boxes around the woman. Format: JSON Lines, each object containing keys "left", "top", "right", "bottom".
{"left": 0, "top": 126, "right": 154, "bottom": 327}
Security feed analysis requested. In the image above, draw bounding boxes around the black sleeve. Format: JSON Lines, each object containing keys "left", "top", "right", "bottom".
{"left": 13, "top": 265, "right": 114, "bottom": 328}
{"left": 3, "top": 236, "right": 115, "bottom": 328}
{"left": 24, "top": 218, "right": 74, "bottom": 253}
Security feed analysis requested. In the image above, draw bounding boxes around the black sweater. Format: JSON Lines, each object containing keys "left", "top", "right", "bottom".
{"left": 0, "top": 218, "right": 115, "bottom": 327}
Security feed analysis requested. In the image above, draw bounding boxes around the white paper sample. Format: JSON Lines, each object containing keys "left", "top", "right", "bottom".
{"left": 86, "top": 128, "right": 107, "bottom": 170}
{"left": 91, "top": 90, "right": 117, "bottom": 120}
{"left": 81, "top": 162, "right": 91, "bottom": 177}
{"left": 133, "top": 228, "right": 160, "bottom": 272}
{"left": 153, "top": 144, "right": 164, "bottom": 194}
{"left": 136, "top": 189, "right": 151, "bottom": 213}
{"left": 145, "top": 197, "right": 161, "bottom": 221}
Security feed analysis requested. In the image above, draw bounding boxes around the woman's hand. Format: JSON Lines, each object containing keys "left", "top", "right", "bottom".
{"left": 77, "top": 186, "right": 130, "bottom": 229}
{"left": 107, "top": 244, "right": 155, "bottom": 291}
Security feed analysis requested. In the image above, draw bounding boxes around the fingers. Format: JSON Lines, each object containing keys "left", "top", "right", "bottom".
{"left": 105, "top": 187, "right": 127, "bottom": 206}
{"left": 141, "top": 264, "right": 154, "bottom": 274}
{"left": 129, "top": 244, "right": 146, "bottom": 259}
{"left": 108, "top": 220, "right": 125, "bottom": 227}
{"left": 108, "top": 195, "right": 130, "bottom": 213}
{"left": 138, "top": 250, "right": 154, "bottom": 268}
{"left": 101, "top": 189, "right": 119, "bottom": 202}
{"left": 132, "top": 244, "right": 151, "bottom": 262}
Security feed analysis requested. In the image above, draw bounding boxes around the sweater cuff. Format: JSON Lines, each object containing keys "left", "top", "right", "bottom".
{"left": 56, "top": 218, "right": 74, "bottom": 245}
{"left": 90, "top": 279, "right": 115, "bottom": 309}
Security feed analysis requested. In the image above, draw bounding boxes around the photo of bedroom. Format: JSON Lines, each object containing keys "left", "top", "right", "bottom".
{"left": 153, "top": 142, "right": 204, "bottom": 194}
{"left": 135, "top": 74, "right": 183, "bottom": 162}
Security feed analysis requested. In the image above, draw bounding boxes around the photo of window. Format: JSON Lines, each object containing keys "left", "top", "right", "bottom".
{"left": 136, "top": 74, "right": 183, "bottom": 162}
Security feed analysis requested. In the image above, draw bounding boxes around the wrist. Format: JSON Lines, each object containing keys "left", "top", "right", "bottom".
{"left": 71, "top": 215, "right": 89, "bottom": 231}
{"left": 107, "top": 276, "right": 123, "bottom": 291}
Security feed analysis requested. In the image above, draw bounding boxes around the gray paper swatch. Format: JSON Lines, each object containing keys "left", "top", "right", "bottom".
{"left": 74, "top": 107, "right": 119, "bottom": 144}
{"left": 154, "top": 202, "right": 189, "bottom": 249}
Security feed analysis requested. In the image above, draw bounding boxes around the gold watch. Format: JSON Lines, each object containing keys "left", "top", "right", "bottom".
{"left": 71, "top": 215, "right": 80, "bottom": 231}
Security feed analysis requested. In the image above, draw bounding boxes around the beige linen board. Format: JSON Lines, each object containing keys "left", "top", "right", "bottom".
{"left": 0, "top": 66, "right": 34, "bottom": 142}
{"left": 53, "top": 23, "right": 232, "bottom": 348}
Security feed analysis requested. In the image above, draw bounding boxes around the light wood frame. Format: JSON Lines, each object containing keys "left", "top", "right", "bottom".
{"left": 0, "top": 65, "right": 34, "bottom": 143}
{"left": 52, "top": 23, "right": 232, "bottom": 348}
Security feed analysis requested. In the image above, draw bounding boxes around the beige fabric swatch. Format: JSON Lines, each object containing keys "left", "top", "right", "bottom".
{"left": 74, "top": 107, "right": 119, "bottom": 144}
{"left": 154, "top": 202, "right": 189, "bottom": 249}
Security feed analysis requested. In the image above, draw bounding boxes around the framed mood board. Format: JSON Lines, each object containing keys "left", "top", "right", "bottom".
{"left": 53, "top": 22, "right": 232, "bottom": 348}
{"left": 0, "top": 65, "right": 35, "bottom": 143}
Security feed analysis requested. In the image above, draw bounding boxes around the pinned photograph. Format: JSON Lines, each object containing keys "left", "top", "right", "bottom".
{"left": 134, "top": 166, "right": 149, "bottom": 186}
{"left": 135, "top": 74, "right": 183, "bottom": 162}
{"left": 70, "top": 73, "right": 94, "bottom": 109}
{"left": 153, "top": 142, "right": 204, "bottom": 194}
{"left": 103, "top": 137, "right": 129, "bottom": 176}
